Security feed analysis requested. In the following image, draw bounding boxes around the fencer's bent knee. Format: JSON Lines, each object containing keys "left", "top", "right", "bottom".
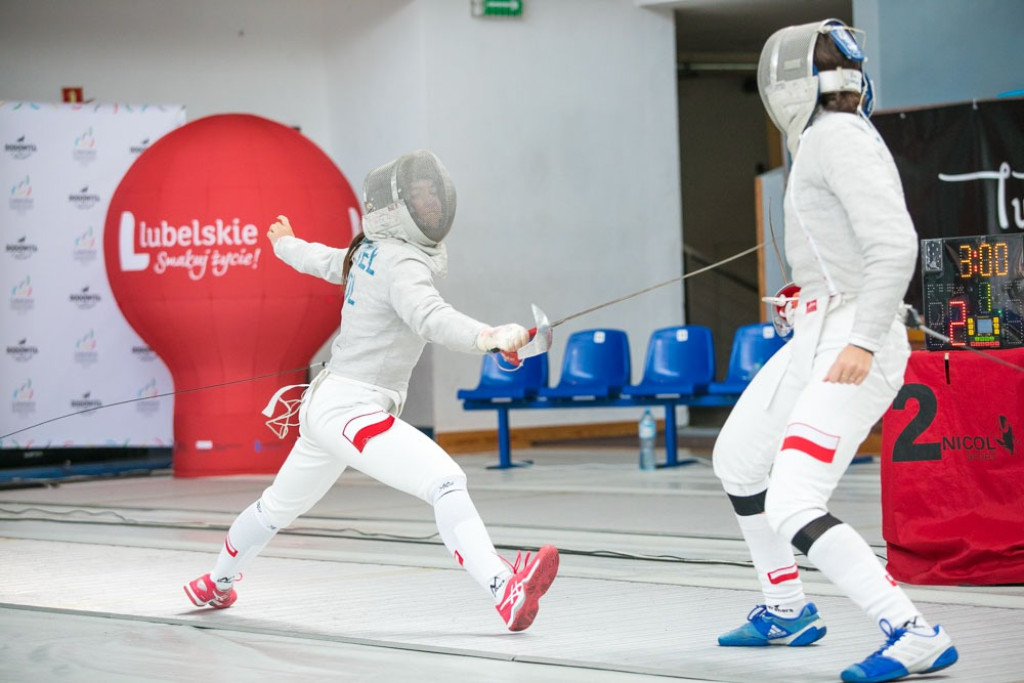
{"left": 727, "top": 490, "right": 767, "bottom": 516}
{"left": 428, "top": 475, "right": 467, "bottom": 505}
{"left": 763, "top": 490, "right": 827, "bottom": 540}
{"left": 252, "top": 497, "right": 285, "bottom": 531}
{"left": 791, "top": 513, "right": 843, "bottom": 556}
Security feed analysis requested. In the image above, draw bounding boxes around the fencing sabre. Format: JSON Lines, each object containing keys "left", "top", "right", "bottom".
{"left": 516, "top": 243, "right": 763, "bottom": 359}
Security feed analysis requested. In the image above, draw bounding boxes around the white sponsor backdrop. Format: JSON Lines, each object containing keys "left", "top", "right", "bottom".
{"left": 1, "top": 101, "right": 185, "bottom": 450}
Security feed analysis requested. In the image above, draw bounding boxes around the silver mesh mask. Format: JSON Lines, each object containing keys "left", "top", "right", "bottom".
{"left": 362, "top": 150, "right": 457, "bottom": 244}
{"left": 757, "top": 19, "right": 867, "bottom": 156}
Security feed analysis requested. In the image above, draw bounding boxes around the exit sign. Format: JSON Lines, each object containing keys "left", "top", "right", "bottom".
{"left": 471, "top": 0, "right": 523, "bottom": 17}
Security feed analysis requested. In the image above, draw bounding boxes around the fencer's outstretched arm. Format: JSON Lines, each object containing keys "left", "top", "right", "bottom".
{"left": 388, "top": 255, "right": 528, "bottom": 355}
{"left": 267, "top": 215, "right": 348, "bottom": 285}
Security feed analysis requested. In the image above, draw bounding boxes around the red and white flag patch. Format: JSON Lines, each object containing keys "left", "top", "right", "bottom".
{"left": 343, "top": 410, "right": 395, "bottom": 453}
{"left": 782, "top": 422, "right": 840, "bottom": 464}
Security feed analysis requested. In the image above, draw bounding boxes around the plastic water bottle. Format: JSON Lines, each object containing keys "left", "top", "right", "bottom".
{"left": 638, "top": 409, "right": 656, "bottom": 471}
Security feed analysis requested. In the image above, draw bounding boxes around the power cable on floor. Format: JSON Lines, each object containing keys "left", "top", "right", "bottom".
{"left": 0, "top": 504, "right": 889, "bottom": 567}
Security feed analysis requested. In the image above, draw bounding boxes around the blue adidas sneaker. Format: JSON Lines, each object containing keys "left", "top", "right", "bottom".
{"left": 718, "top": 603, "right": 827, "bottom": 647}
{"left": 841, "top": 620, "right": 958, "bottom": 683}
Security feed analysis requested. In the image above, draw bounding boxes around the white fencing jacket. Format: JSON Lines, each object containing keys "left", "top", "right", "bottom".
{"left": 786, "top": 111, "right": 918, "bottom": 353}
{"left": 272, "top": 230, "right": 486, "bottom": 416}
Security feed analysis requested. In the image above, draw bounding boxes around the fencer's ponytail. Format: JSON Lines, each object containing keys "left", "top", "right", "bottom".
{"left": 341, "top": 232, "right": 367, "bottom": 285}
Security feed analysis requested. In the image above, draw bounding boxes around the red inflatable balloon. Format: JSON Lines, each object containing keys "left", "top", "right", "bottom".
{"left": 104, "top": 114, "right": 359, "bottom": 477}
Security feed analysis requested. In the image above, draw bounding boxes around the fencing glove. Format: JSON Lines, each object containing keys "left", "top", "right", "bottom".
{"left": 476, "top": 324, "right": 530, "bottom": 353}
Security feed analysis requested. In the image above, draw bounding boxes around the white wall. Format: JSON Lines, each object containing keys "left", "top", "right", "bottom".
{"left": 0, "top": 0, "right": 335, "bottom": 149}
{"left": 0, "top": 0, "right": 684, "bottom": 435}
{"left": 325, "top": 1, "right": 685, "bottom": 432}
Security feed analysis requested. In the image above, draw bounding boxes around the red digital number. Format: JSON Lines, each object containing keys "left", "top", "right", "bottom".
{"left": 948, "top": 299, "right": 967, "bottom": 346}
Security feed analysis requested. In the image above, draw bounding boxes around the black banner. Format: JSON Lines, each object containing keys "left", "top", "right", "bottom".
{"left": 872, "top": 97, "right": 1024, "bottom": 308}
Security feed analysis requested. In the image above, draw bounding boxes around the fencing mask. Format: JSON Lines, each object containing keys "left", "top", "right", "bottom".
{"left": 362, "top": 150, "right": 457, "bottom": 246}
{"left": 757, "top": 19, "right": 871, "bottom": 156}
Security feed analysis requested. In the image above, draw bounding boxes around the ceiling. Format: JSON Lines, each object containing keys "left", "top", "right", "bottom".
{"left": 663, "top": 0, "right": 853, "bottom": 66}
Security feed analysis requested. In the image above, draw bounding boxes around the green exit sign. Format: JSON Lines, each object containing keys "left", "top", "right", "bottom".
{"left": 471, "top": 0, "right": 523, "bottom": 17}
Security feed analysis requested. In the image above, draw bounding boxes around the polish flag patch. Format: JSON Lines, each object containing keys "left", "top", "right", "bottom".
{"left": 782, "top": 422, "right": 840, "bottom": 464}
{"left": 342, "top": 410, "right": 395, "bottom": 453}
{"left": 767, "top": 563, "right": 800, "bottom": 584}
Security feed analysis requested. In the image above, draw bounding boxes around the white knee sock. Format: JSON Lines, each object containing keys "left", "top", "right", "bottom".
{"left": 806, "top": 523, "right": 925, "bottom": 628}
{"left": 211, "top": 500, "right": 279, "bottom": 590}
{"left": 432, "top": 484, "right": 511, "bottom": 602}
{"left": 736, "top": 513, "right": 807, "bottom": 616}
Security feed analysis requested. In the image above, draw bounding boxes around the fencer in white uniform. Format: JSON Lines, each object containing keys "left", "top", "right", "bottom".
{"left": 712, "top": 20, "right": 958, "bottom": 683}
{"left": 185, "top": 150, "right": 559, "bottom": 633}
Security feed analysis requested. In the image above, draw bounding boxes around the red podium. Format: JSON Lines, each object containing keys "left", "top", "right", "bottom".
{"left": 880, "top": 348, "right": 1024, "bottom": 584}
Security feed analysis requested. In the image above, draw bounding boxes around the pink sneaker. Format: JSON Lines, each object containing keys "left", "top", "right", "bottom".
{"left": 184, "top": 573, "right": 238, "bottom": 609}
{"left": 496, "top": 545, "right": 559, "bottom": 631}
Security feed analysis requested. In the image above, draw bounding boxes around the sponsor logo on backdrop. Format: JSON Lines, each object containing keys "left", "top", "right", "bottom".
{"left": 70, "top": 390, "right": 103, "bottom": 415}
{"left": 6, "top": 338, "right": 38, "bottom": 363}
{"left": 939, "top": 414, "right": 1017, "bottom": 461}
{"left": 6, "top": 235, "right": 38, "bottom": 261}
{"left": 117, "top": 210, "right": 263, "bottom": 281}
{"left": 11, "top": 378, "right": 36, "bottom": 416}
{"left": 69, "top": 285, "right": 101, "bottom": 310}
{"left": 252, "top": 439, "right": 285, "bottom": 453}
{"left": 135, "top": 378, "right": 161, "bottom": 415}
{"left": 9, "top": 275, "right": 34, "bottom": 313}
{"left": 5, "top": 135, "right": 37, "bottom": 160}
{"left": 8, "top": 175, "right": 33, "bottom": 212}
{"left": 72, "top": 226, "right": 98, "bottom": 264}
{"left": 69, "top": 185, "right": 101, "bottom": 210}
{"left": 939, "top": 162, "right": 1024, "bottom": 231}
{"left": 131, "top": 344, "right": 158, "bottom": 362}
{"left": 129, "top": 137, "right": 151, "bottom": 156}
{"left": 72, "top": 126, "right": 97, "bottom": 164}
{"left": 73, "top": 329, "right": 98, "bottom": 366}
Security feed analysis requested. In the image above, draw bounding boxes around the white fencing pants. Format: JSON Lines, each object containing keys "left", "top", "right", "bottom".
{"left": 713, "top": 298, "right": 920, "bottom": 625}
{"left": 260, "top": 372, "right": 465, "bottom": 526}
{"left": 714, "top": 299, "right": 909, "bottom": 535}
{"left": 213, "top": 371, "right": 509, "bottom": 596}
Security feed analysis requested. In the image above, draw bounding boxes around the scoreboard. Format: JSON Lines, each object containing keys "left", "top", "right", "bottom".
{"left": 920, "top": 234, "right": 1024, "bottom": 350}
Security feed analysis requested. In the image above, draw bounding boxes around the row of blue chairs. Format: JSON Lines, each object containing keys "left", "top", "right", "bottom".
{"left": 458, "top": 322, "right": 789, "bottom": 468}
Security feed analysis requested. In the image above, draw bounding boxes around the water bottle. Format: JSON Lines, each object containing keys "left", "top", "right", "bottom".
{"left": 638, "top": 409, "right": 656, "bottom": 471}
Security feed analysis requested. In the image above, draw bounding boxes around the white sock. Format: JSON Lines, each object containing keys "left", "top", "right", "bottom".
{"left": 211, "top": 500, "right": 278, "bottom": 589}
{"left": 433, "top": 487, "right": 511, "bottom": 601}
{"left": 806, "top": 522, "right": 922, "bottom": 627}
{"left": 735, "top": 513, "right": 807, "bottom": 616}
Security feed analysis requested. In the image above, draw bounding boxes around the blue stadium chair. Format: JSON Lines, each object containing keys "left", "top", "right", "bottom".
{"left": 457, "top": 353, "right": 548, "bottom": 401}
{"left": 538, "top": 329, "right": 631, "bottom": 399}
{"left": 622, "top": 325, "right": 715, "bottom": 398}
{"left": 707, "top": 322, "right": 787, "bottom": 395}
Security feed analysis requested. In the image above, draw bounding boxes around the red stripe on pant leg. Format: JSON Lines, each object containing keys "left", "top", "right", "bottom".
{"left": 767, "top": 563, "right": 799, "bottom": 584}
{"left": 351, "top": 415, "right": 395, "bottom": 452}
{"left": 781, "top": 435, "right": 836, "bottom": 463}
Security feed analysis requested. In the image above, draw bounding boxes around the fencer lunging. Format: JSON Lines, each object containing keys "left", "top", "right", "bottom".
{"left": 184, "top": 150, "right": 559, "bottom": 632}
{"left": 712, "top": 20, "right": 957, "bottom": 683}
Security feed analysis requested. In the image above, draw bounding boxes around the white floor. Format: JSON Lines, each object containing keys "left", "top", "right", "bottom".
{"left": 1, "top": 446, "right": 1021, "bottom": 682}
